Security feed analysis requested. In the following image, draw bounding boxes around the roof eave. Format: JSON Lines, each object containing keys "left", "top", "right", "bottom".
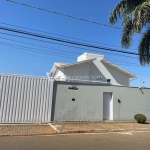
{"left": 61, "top": 58, "right": 96, "bottom": 68}
{"left": 102, "top": 59, "right": 136, "bottom": 78}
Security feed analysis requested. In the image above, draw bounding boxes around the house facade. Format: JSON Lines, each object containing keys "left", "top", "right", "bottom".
{"left": 50, "top": 52, "right": 136, "bottom": 86}
{"left": 0, "top": 73, "right": 150, "bottom": 123}
{"left": 52, "top": 81, "right": 150, "bottom": 122}
{"left": 0, "top": 53, "right": 148, "bottom": 123}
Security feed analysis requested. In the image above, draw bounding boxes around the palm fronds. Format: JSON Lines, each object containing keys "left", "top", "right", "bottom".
{"left": 133, "top": 1, "right": 150, "bottom": 32}
{"left": 138, "top": 29, "right": 150, "bottom": 65}
{"left": 121, "top": 19, "right": 134, "bottom": 48}
{"left": 109, "top": 0, "right": 146, "bottom": 25}
{"left": 109, "top": 0, "right": 150, "bottom": 65}
{"left": 109, "top": 1, "right": 127, "bottom": 25}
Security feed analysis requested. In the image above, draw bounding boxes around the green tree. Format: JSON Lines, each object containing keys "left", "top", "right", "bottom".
{"left": 109, "top": 0, "right": 150, "bottom": 65}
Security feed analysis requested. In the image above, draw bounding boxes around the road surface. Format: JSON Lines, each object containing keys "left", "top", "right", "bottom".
{"left": 0, "top": 132, "right": 150, "bottom": 150}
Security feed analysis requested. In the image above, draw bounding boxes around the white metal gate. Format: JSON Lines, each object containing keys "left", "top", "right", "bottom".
{"left": 0, "top": 74, "right": 53, "bottom": 123}
{"left": 103, "top": 92, "right": 113, "bottom": 120}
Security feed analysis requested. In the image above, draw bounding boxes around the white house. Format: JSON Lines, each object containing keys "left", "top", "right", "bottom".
{"left": 50, "top": 52, "right": 136, "bottom": 86}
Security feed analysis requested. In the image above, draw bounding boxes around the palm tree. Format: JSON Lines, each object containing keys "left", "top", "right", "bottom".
{"left": 109, "top": 0, "right": 150, "bottom": 65}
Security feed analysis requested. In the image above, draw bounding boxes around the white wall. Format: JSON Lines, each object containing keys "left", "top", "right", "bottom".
{"left": 55, "top": 69, "right": 66, "bottom": 81}
{"left": 89, "top": 60, "right": 129, "bottom": 86}
{"left": 52, "top": 82, "right": 150, "bottom": 121}
{"left": 89, "top": 61, "right": 105, "bottom": 81}
{"left": 54, "top": 60, "right": 130, "bottom": 86}
{"left": 89, "top": 60, "right": 115, "bottom": 83}
{"left": 77, "top": 53, "right": 104, "bottom": 62}
{"left": 65, "top": 63, "right": 89, "bottom": 80}
{"left": 102, "top": 62, "right": 129, "bottom": 86}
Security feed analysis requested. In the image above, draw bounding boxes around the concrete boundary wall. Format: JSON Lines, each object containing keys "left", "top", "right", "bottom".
{"left": 52, "top": 81, "right": 150, "bottom": 121}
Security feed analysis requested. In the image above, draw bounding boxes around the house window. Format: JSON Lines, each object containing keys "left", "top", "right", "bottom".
{"left": 107, "top": 79, "right": 111, "bottom": 83}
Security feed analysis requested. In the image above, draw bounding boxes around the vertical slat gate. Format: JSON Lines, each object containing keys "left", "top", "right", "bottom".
{"left": 0, "top": 74, "right": 53, "bottom": 123}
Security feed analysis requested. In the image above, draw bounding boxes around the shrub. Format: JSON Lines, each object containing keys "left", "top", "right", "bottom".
{"left": 134, "top": 114, "right": 147, "bottom": 124}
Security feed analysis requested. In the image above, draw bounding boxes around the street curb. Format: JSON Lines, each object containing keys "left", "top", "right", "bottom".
{"left": 0, "top": 128, "right": 150, "bottom": 137}
{"left": 58, "top": 128, "right": 150, "bottom": 134}
{"left": 0, "top": 132, "right": 59, "bottom": 137}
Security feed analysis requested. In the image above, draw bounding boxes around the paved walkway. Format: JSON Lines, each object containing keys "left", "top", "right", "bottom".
{"left": 0, "top": 124, "right": 56, "bottom": 136}
{"left": 0, "top": 122, "right": 150, "bottom": 136}
{"left": 51, "top": 121, "right": 150, "bottom": 133}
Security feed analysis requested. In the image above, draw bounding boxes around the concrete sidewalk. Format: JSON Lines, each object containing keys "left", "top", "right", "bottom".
{"left": 51, "top": 121, "right": 150, "bottom": 134}
{"left": 0, "top": 124, "right": 57, "bottom": 136}
{"left": 1, "top": 121, "right": 150, "bottom": 136}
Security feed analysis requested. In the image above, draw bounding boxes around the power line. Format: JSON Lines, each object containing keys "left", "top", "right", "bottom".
{"left": 0, "top": 21, "right": 138, "bottom": 52}
{"left": 0, "top": 41, "right": 147, "bottom": 67}
{"left": 0, "top": 35, "right": 143, "bottom": 66}
{"left": 2, "top": 34, "right": 141, "bottom": 66}
{"left": 0, "top": 35, "right": 139, "bottom": 61}
{"left": 0, "top": 25, "right": 147, "bottom": 57}
{"left": 0, "top": 42, "right": 77, "bottom": 59}
{"left": 0, "top": 47, "right": 145, "bottom": 67}
{"left": 7, "top": 0, "right": 149, "bottom": 38}
{"left": 0, "top": 33, "right": 140, "bottom": 64}
{"left": 7, "top": 0, "right": 121, "bottom": 30}
{"left": 0, "top": 31, "right": 138, "bottom": 60}
{"left": 0, "top": 41, "right": 132, "bottom": 63}
{"left": 0, "top": 30, "right": 148, "bottom": 72}
{"left": 0, "top": 36, "right": 80, "bottom": 55}
{"left": 0, "top": 39, "right": 148, "bottom": 67}
{"left": 0, "top": 46, "right": 74, "bottom": 62}
{"left": 0, "top": 51, "right": 145, "bottom": 68}
{"left": 0, "top": 51, "right": 62, "bottom": 65}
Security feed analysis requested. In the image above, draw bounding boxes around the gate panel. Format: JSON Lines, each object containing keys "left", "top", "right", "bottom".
{"left": 0, "top": 74, "right": 53, "bottom": 123}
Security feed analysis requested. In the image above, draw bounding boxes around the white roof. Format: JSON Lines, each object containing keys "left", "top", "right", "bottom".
{"left": 101, "top": 59, "right": 136, "bottom": 78}
{"left": 62, "top": 58, "right": 96, "bottom": 67}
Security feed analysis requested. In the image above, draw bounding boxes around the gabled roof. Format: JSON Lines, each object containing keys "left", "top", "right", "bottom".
{"left": 50, "top": 57, "right": 136, "bottom": 78}
{"left": 60, "top": 58, "right": 96, "bottom": 67}
{"left": 101, "top": 59, "right": 136, "bottom": 78}
{"left": 55, "top": 62, "right": 67, "bottom": 67}
{"left": 49, "top": 59, "right": 96, "bottom": 76}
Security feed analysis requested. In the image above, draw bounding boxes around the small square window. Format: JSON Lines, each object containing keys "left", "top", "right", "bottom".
{"left": 107, "top": 79, "right": 111, "bottom": 83}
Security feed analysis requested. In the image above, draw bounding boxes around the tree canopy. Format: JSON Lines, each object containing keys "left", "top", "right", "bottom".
{"left": 109, "top": 0, "right": 150, "bottom": 65}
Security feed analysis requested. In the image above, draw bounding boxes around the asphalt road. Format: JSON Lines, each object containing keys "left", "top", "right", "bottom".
{"left": 0, "top": 132, "right": 150, "bottom": 150}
